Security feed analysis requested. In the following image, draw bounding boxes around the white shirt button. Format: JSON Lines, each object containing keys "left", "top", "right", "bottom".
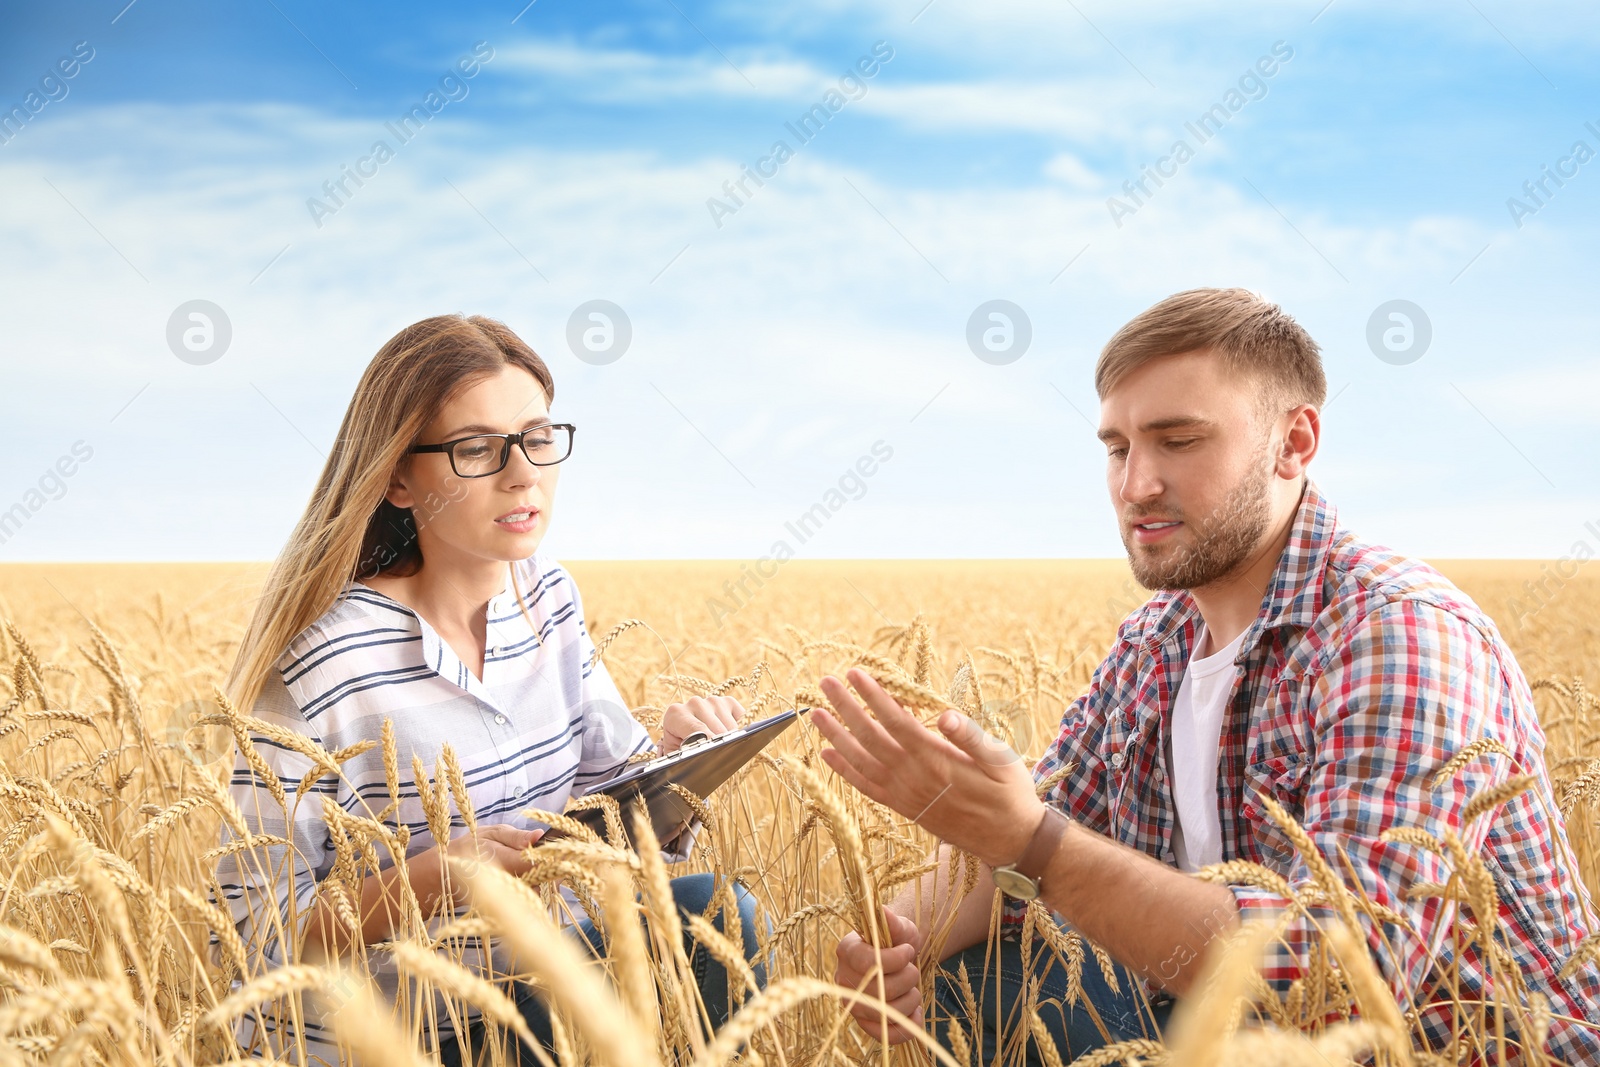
{"left": 1110, "top": 751, "right": 1126, "bottom": 770}
{"left": 494, "top": 714, "right": 508, "bottom": 725}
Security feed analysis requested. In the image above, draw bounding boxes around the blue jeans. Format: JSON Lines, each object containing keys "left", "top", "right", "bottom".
{"left": 930, "top": 936, "right": 1176, "bottom": 1065}
{"left": 438, "top": 873, "right": 766, "bottom": 1065}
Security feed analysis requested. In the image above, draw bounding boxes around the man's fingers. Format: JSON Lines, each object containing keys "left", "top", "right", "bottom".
{"left": 848, "top": 987, "right": 920, "bottom": 1019}
{"left": 844, "top": 971, "right": 919, "bottom": 1010}
{"left": 861, "top": 961, "right": 921, "bottom": 1001}
{"left": 839, "top": 936, "right": 915, "bottom": 977}
{"left": 936, "top": 708, "right": 1024, "bottom": 773}
{"left": 883, "top": 908, "right": 923, "bottom": 951}
{"left": 854, "top": 1018, "right": 887, "bottom": 1042}
{"left": 844, "top": 668, "right": 950, "bottom": 754}
{"left": 818, "top": 672, "right": 868, "bottom": 718}
{"left": 812, "top": 707, "right": 891, "bottom": 782}
{"left": 820, "top": 747, "right": 893, "bottom": 804}
{"left": 849, "top": 989, "right": 923, "bottom": 1030}
{"left": 855, "top": 1018, "right": 919, "bottom": 1046}
{"left": 819, "top": 674, "right": 905, "bottom": 765}
{"left": 854, "top": 1016, "right": 907, "bottom": 1044}
{"left": 833, "top": 930, "right": 863, "bottom": 980}
{"left": 838, "top": 935, "right": 914, "bottom": 977}
{"left": 849, "top": 988, "right": 921, "bottom": 1019}
{"left": 837, "top": 669, "right": 1026, "bottom": 795}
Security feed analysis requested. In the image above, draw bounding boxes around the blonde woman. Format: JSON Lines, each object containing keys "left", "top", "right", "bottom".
{"left": 217, "top": 314, "right": 763, "bottom": 1064}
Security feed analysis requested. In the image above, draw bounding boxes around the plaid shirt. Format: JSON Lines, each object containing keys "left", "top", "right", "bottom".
{"left": 1003, "top": 480, "right": 1600, "bottom": 1064}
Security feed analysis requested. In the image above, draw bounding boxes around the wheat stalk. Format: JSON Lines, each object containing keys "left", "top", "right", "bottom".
{"left": 1432, "top": 737, "right": 1514, "bottom": 789}
{"left": 2, "top": 564, "right": 1595, "bottom": 1067}
{"left": 459, "top": 857, "right": 659, "bottom": 1067}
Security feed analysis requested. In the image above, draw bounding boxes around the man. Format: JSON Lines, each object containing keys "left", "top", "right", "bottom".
{"left": 813, "top": 288, "right": 1600, "bottom": 1064}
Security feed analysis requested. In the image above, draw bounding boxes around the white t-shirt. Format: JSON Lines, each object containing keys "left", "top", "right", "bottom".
{"left": 1169, "top": 622, "right": 1249, "bottom": 872}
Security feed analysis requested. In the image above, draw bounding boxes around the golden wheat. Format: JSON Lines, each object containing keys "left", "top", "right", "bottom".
{"left": 0, "top": 559, "right": 1594, "bottom": 1065}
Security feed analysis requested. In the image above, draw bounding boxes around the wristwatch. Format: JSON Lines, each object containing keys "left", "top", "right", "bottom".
{"left": 991, "top": 805, "right": 1069, "bottom": 900}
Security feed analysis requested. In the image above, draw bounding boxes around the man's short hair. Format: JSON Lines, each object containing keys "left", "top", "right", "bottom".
{"left": 1095, "top": 288, "right": 1327, "bottom": 411}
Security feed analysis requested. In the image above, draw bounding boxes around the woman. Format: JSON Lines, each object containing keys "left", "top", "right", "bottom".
{"left": 217, "top": 314, "right": 763, "bottom": 1065}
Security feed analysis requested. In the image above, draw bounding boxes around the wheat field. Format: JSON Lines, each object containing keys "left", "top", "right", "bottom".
{"left": 0, "top": 559, "right": 1596, "bottom": 1066}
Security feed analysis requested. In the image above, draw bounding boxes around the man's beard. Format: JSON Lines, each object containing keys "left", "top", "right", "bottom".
{"left": 1121, "top": 447, "right": 1275, "bottom": 591}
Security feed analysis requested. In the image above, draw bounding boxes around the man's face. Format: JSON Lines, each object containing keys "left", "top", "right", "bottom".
{"left": 1097, "top": 349, "right": 1279, "bottom": 591}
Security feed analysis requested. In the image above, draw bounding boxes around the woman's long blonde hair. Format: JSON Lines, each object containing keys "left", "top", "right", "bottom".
{"left": 227, "top": 314, "right": 555, "bottom": 711}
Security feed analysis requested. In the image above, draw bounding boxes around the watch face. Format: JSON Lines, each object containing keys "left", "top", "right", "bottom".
{"left": 992, "top": 867, "right": 1039, "bottom": 901}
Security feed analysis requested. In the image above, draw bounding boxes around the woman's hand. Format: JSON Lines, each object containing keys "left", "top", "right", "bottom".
{"left": 660, "top": 695, "right": 746, "bottom": 753}
{"left": 422, "top": 824, "right": 545, "bottom": 912}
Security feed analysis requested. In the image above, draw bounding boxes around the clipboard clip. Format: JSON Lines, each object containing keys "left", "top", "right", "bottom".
{"left": 679, "top": 729, "right": 713, "bottom": 750}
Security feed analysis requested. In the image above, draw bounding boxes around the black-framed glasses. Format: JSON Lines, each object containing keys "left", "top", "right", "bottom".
{"left": 409, "top": 423, "right": 576, "bottom": 478}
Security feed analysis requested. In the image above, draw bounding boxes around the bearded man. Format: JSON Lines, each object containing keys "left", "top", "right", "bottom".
{"left": 814, "top": 288, "right": 1600, "bottom": 1065}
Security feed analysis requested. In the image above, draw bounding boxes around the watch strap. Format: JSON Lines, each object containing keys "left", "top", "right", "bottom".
{"left": 1014, "top": 805, "right": 1068, "bottom": 882}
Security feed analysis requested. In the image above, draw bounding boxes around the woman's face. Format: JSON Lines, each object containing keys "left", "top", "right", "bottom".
{"left": 385, "top": 364, "right": 561, "bottom": 570}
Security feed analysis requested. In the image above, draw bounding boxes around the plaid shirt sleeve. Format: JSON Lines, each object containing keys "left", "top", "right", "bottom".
{"left": 1230, "top": 597, "right": 1517, "bottom": 998}
{"left": 997, "top": 613, "right": 1137, "bottom": 937}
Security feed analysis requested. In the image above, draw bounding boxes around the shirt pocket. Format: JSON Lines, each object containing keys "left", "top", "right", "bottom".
{"left": 1239, "top": 751, "right": 1308, "bottom": 872}
{"left": 1094, "top": 723, "right": 1131, "bottom": 834}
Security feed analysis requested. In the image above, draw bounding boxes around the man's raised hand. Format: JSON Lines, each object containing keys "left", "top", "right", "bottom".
{"left": 811, "top": 667, "right": 1044, "bottom": 869}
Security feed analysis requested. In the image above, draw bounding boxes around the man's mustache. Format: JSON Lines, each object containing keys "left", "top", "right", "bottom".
{"left": 1122, "top": 507, "right": 1184, "bottom": 524}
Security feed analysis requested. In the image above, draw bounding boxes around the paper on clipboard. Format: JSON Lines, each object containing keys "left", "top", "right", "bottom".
{"left": 556, "top": 706, "right": 807, "bottom": 848}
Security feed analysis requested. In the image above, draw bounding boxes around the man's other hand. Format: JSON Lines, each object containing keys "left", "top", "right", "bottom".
{"left": 835, "top": 907, "right": 926, "bottom": 1044}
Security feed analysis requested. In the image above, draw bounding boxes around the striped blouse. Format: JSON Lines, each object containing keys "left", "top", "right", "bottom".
{"left": 214, "top": 554, "right": 661, "bottom": 1064}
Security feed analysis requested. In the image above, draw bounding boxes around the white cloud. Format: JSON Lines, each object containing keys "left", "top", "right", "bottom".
{"left": 0, "top": 99, "right": 1595, "bottom": 561}
{"left": 487, "top": 36, "right": 1163, "bottom": 144}
{"left": 780, "top": 0, "right": 1600, "bottom": 53}
{"left": 1044, "top": 152, "right": 1103, "bottom": 190}
{"left": 857, "top": 80, "right": 1144, "bottom": 140}
{"left": 1452, "top": 362, "right": 1600, "bottom": 425}
{"left": 492, "top": 39, "right": 824, "bottom": 101}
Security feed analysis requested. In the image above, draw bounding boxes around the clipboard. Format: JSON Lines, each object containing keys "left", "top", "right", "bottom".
{"left": 558, "top": 707, "right": 807, "bottom": 847}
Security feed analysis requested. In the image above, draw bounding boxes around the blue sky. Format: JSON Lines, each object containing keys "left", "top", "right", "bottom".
{"left": 1, "top": 0, "right": 1596, "bottom": 562}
